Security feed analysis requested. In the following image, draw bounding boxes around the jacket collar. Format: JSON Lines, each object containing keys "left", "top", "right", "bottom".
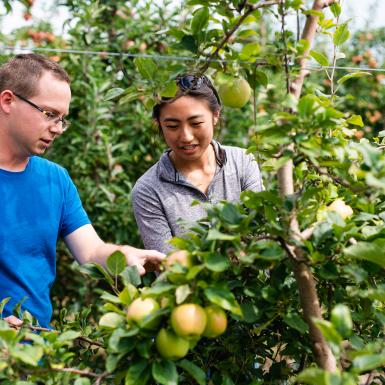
{"left": 158, "top": 140, "right": 227, "bottom": 183}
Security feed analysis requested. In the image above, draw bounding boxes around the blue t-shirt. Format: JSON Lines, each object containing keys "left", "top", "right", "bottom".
{"left": 0, "top": 156, "right": 90, "bottom": 328}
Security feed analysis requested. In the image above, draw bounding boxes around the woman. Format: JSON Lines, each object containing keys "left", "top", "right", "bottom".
{"left": 132, "top": 74, "right": 263, "bottom": 253}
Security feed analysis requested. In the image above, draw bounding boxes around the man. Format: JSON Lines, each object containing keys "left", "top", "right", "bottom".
{"left": 0, "top": 53, "right": 164, "bottom": 328}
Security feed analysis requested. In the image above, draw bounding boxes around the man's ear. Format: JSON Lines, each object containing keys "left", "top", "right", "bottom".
{"left": 0, "top": 90, "right": 14, "bottom": 114}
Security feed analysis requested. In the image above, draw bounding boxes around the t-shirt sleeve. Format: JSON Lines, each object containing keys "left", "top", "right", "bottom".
{"left": 59, "top": 173, "right": 91, "bottom": 238}
{"left": 242, "top": 151, "right": 264, "bottom": 192}
{"left": 132, "top": 182, "right": 174, "bottom": 254}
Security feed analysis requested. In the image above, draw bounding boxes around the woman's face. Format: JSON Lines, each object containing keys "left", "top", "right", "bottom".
{"left": 158, "top": 95, "right": 219, "bottom": 164}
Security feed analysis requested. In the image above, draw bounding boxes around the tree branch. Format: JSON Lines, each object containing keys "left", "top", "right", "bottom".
{"left": 199, "top": 0, "right": 280, "bottom": 74}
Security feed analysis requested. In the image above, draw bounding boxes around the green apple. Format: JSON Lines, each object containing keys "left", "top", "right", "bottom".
{"left": 218, "top": 77, "right": 251, "bottom": 108}
{"left": 156, "top": 328, "right": 190, "bottom": 360}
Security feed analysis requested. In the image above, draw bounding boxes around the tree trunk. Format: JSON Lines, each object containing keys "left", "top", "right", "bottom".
{"left": 278, "top": 0, "right": 337, "bottom": 372}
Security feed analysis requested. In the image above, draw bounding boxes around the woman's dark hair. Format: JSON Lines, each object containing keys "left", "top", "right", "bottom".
{"left": 152, "top": 75, "right": 221, "bottom": 125}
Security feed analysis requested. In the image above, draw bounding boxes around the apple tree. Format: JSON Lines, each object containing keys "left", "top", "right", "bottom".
{"left": 2, "top": 0, "right": 385, "bottom": 384}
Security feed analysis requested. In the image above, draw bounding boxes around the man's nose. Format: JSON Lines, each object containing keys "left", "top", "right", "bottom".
{"left": 48, "top": 121, "right": 65, "bottom": 135}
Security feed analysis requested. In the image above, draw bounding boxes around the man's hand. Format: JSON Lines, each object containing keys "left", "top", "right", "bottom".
{"left": 119, "top": 245, "right": 165, "bottom": 275}
{"left": 4, "top": 315, "right": 23, "bottom": 327}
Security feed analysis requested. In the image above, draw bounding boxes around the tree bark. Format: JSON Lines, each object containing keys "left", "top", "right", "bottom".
{"left": 278, "top": 0, "right": 337, "bottom": 372}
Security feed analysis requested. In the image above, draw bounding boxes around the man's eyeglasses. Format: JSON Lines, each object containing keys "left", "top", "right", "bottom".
{"left": 14, "top": 93, "right": 70, "bottom": 131}
{"left": 176, "top": 74, "right": 221, "bottom": 106}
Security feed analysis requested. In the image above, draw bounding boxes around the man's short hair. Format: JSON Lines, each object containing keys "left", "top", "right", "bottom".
{"left": 0, "top": 53, "right": 70, "bottom": 98}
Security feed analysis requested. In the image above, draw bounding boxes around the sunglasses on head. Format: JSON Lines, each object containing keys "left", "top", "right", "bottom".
{"left": 176, "top": 74, "right": 221, "bottom": 105}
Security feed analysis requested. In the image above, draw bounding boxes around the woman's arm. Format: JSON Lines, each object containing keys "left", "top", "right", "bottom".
{"left": 242, "top": 151, "right": 264, "bottom": 192}
{"left": 132, "top": 183, "right": 174, "bottom": 254}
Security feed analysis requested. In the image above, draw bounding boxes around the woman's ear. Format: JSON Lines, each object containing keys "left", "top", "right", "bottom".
{"left": 153, "top": 119, "right": 164, "bottom": 137}
{"left": 213, "top": 110, "right": 221, "bottom": 126}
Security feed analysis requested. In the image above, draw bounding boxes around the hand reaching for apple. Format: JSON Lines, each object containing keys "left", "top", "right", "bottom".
{"left": 4, "top": 315, "right": 23, "bottom": 328}
{"left": 119, "top": 245, "right": 165, "bottom": 275}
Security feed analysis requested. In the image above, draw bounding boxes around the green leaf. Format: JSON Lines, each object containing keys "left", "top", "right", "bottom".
{"left": 57, "top": 330, "right": 81, "bottom": 342}
{"left": 109, "top": 328, "right": 138, "bottom": 353}
{"left": 253, "top": 70, "right": 268, "bottom": 87}
{"left": 310, "top": 50, "right": 329, "bottom": 66}
{"left": 191, "top": 7, "right": 209, "bottom": 36}
{"left": 331, "top": 304, "right": 353, "bottom": 338}
{"left": 330, "top": 3, "right": 342, "bottom": 18}
{"left": 352, "top": 352, "right": 385, "bottom": 373}
{"left": 106, "top": 353, "right": 124, "bottom": 372}
{"left": 101, "top": 291, "right": 121, "bottom": 304}
{"left": 313, "top": 319, "right": 342, "bottom": 351}
{"left": 344, "top": 239, "right": 385, "bottom": 268}
{"left": 220, "top": 203, "right": 243, "bottom": 224}
{"left": 206, "top": 229, "right": 237, "bottom": 241}
{"left": 346, "top": 114, "right": 364, "bottom": 127}
{"left": 204, "top": 287, "right": 242, "bottom": 316}
{"left": 177, "top": 359, "right": 206, "bottom": 385}
{"left": 337, "top": 71, "right": 371, "bottom": 85}
{"left": 104, "top": 87, "right": 125, "bottom": 101}
{"left": 176, "top": 284, "right": 192, "bottom": 304}
{"left": 74, "top": 379, "right": 91, "bottom": 385}
{"left": 99, "top": 312, "right": 124, "bottom": 329}
{"left": 120, "top": 266, "right": 141, "bottom": 287}
{"left": 333, "top": 23, "right": 350, "bottom": 46}
{"left": 296, "top": 368, "right": 341, "bottom": 385}
{"left": 180, "top": 35, "right": 198, "bottom": 53}
{"left": 119, "top": 284, "right": 138, "bottom": 305}
{"left": 142, "top": 283, "right": 174, "bottom": 297}
{"left": 186, "top": 265, "right": 204, "bottom": 280}
{"left": 240, "top": 42, "right": 261, "bottom": 60}
{"left": 11, "top": 345, "right": 43, "bottom": 366}
{"left": 283, "top": 313, "right": 309, "bottom": 334}
{"left": 240, "top": 302, "right": 260, "bottom": 323}
{"left": 0, "top": 328, "right": 17, "bottom": 343}
{"left": 204, "top": 253, "right": 230, "bottom": 272}
{"left": 125, "top": 359, "right": 150, "bottom": 385}
{"left": 107, "top": 251, "right": 126, "bottom": 275}
{"left": 160, "top": 81, "right": 178, "bottom": 98}
{"left": 298, "top": 94, "right": 319, "bottom": 117}
{"left": 152, "top": 360, "right": 178, "bottom": 385}
{"left": 78, "top": 263, "right": 114, "bottom": 286}
{"left": 0, "top": 297, "right": 11, "bottom": 315}
{"left": 134, "top": 57, "right": 157, "bottom": 81}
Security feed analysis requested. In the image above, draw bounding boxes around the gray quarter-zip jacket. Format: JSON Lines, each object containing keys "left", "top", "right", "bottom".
{"left": 131, "top": 141, "right": 263, "bottom": 253}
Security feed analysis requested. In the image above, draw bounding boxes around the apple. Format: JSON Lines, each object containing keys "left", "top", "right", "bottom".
{"left": 23, "top": 12, "right": 32, "bottom": 21}
{"left": 203, "top": 306, "right": 227, "bottom": 338}
{"left": 156, "top": 328, "right": 189, "bottom": 360}
{"left": 166, "top": 250, "right": 192, "bottom": 268}
{"left": 171, "top": 303, "right": 207, "bottom": 338}
{"left": 139, "top": 42, "right": 147, "bottom": 52}
{"left": 218, "top": 77, "right": 251, "bottom": 108}
{"left": 166, "top": 250, "right": 193, "bottom": 284}
{"left": 127, "top": 297, "right": 160, "bottom": 329}
{"left": 326, "top": 199, "right": 353, "bottom": 219}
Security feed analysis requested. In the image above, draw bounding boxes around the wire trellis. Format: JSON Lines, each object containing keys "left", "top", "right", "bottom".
{"left": 2, "top": 45, "right": 385, "bottom": 74}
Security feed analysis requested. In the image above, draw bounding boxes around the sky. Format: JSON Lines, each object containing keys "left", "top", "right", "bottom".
{"left": 1, "top": 0, "right": 385, "bottom": 36}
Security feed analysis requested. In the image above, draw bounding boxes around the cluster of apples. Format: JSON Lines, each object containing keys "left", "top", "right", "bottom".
{"left": 126, "top": 251, "right": 228, "bottom": 360}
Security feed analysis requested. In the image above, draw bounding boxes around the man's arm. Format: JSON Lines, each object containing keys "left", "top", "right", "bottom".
{"left": 64, "top": 224, "right": 165, "bottom": 275}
